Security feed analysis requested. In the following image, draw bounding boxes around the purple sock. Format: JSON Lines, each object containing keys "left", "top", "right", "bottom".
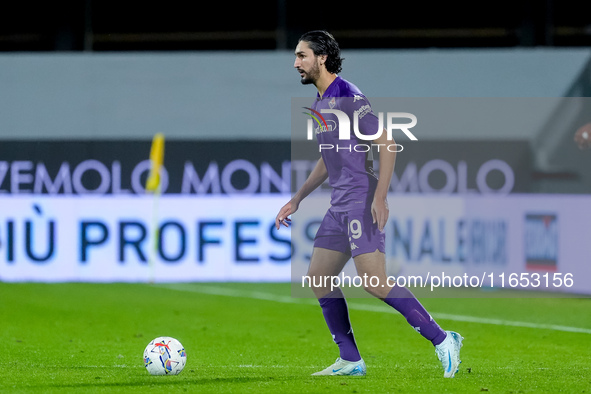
{"left": 318, "top": 288, "right": 361, "bottom": 362}
{"left": 382, "top": 286, "right": 447, "bottom": 346}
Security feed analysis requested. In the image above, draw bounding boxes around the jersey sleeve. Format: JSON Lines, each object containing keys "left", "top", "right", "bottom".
{"left": 348, "top": 95, "right": 380, "bottom": 137}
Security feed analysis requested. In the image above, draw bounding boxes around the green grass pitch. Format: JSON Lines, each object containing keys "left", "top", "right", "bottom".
{"left": 1, "top": 282, "right": 590, "bottom": 393}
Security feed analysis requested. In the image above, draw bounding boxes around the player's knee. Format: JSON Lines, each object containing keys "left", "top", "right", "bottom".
{"left": 303, "top": 271, "right": 333, "bottom": 299}
{"left": 361, "top": 279, "right": 391, "bottom": 298}
{"left": 362, "top": 284, "right": 382, "bottom": 298}
{"left": 305, "top": 266, "right": 323, "bottom": 281}
{"left": 304, "top": 269, "right": 329, "bottom": 290}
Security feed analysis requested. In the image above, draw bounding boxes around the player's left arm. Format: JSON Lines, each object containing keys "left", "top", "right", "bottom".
{"left": 371, "top": 130, "right": 396, "bottom": 232}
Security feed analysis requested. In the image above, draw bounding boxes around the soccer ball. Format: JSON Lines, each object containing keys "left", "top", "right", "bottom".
{"left": 143, "top": 336, "right": 187, "bottom": 375}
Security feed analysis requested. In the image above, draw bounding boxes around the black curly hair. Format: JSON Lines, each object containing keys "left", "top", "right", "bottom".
{"left": 298, "top": 30, "right": 344, "bottom": 74}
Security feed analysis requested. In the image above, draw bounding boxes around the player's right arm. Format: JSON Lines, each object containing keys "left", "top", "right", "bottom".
{"left": 275, "top": 157, "right": 328, "bottom": 229}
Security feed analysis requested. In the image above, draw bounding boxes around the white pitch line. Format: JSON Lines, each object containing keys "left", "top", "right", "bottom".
{"left": 156, "top": 284, "right": 591, "bottom": 335}
{"left": 427, "top": 312, "right": 591, "bottom": 334}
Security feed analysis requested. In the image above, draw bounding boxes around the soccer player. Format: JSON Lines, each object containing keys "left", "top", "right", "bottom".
{"left": 574, "top": 122, "right": 591, "bottom": 149}
{"left": 275, "top": 30, "right": 464, "bottom": 378}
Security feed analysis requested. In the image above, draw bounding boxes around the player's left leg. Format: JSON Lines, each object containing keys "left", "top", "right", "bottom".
{"left": 348, "top": 206, "right": 464, "bottom": 377}
{"left": 353, "top": 250, "right": 463, "bottom": 377}
{"left": 354, "top": 250, "right": 447, "bottom": 344}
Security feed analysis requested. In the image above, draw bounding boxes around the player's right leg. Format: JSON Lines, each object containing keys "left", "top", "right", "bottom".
{"left": 307, "top": 247, "right": 366, "bottom": 376}
{"left": 306, "top": 247, "right": 349, "bottom": 298}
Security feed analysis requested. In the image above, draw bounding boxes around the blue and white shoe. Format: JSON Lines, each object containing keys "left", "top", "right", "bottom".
{"left": 312, "top": 357, "right": 366, "bottom": 376}
{"left": 435, "top": 331, "right": 463, "bottom": 378}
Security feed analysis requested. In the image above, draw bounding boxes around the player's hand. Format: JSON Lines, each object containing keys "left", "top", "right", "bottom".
{"left": 275, "top": 200, "right": 298, "bottom": 229}
{"left": 574, "top": 123, "right": 591, "bottom": 150}
{"left": 371, "top": 196, "right": 389, "bottom": 232}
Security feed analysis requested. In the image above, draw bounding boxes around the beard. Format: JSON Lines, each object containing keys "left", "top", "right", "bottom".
{"left": 299, "top": 62, "right": 320, "bottom": 85}
{"left": 300, "top": 76, "right": 314, "bottom": 85}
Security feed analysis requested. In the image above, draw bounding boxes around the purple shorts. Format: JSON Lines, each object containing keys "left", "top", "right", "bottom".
{"left": 314, "top": 207, "right": 385, "bottom": 258}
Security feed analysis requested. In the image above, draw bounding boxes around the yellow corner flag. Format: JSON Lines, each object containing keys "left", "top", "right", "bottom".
{"left": 146, "top": 133, "right": 165, "bottom": 192}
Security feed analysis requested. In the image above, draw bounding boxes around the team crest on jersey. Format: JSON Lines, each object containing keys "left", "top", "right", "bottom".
{"left": 329, "top": 97, "right": 336, "bottom": 109}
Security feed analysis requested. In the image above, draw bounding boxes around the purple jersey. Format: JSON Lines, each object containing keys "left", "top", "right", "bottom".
{"left": 311, "top": 76, "right": 380, "bottom": 211}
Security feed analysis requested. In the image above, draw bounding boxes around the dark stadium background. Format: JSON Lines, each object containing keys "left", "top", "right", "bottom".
{"left": 1, "top": 3, "right": 591, "bottom": 392}
{"left": 1, "top": 0, "right": 589, "bottom": 52}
